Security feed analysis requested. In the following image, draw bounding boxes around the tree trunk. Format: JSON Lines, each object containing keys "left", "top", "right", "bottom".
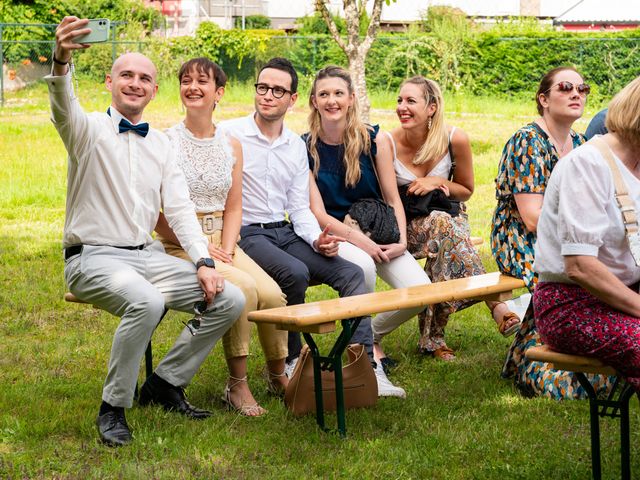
{"left": 348, "top": 53, "right": 370, "bottom": 123}
{"left": 316, "top": 0, "right": 387, "bottom": 123}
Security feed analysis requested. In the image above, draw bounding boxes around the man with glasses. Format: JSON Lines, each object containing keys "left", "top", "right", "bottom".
{"left": 219, "top": 57, "right": 406, "bottom": 398}
{"left": 48, "top": 17, "right": 245, "bottom": 447}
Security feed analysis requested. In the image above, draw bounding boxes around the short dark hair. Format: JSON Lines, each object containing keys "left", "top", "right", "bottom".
{"left": 535, "top": 66, "right": 582, "bottom": 116}
{"left": 178, "top": 57, "right": 227, "bottom": 88}
{"left": 258, "top": 57, "right": 298, "bottom": 93}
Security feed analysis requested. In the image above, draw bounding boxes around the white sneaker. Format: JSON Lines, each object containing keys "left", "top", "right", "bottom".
{"left": 284, "top": 357, "right": 299, "bottom": 378}
{"left": 374, "top": 362, "right": 406, "bottom": 398}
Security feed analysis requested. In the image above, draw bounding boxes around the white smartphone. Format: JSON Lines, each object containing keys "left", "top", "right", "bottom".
{"left": 75, "top": 19, "right": 110, "bottom": 44}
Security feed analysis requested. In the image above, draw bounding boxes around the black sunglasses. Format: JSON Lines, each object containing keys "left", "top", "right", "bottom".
{"left": 254, "top": 83, "right": 292, "bottom": 99}
{"left": 545, "top": 81, "right": 591, "bottom": 96}
{"left": 182, "top": 300, "right": 208, "bottom": 336}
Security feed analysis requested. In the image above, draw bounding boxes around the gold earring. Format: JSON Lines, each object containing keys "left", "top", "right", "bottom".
{"left": 428, "top": 117, "right": 432, "bottom": 130}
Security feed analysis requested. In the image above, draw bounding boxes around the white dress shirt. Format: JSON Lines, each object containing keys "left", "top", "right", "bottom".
{"left": 218, "top": 114, "right": 322, "bottom": 247}
{"left": 535, "top": 141, "right": 640, "bottom": 286}
{"left": 46, "top": 72, "right": 208, "bottom": 263}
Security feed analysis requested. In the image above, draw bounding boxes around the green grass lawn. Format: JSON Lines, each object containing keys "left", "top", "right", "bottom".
{"left": 0, "top": 78, "right": 632, "bottom": 479}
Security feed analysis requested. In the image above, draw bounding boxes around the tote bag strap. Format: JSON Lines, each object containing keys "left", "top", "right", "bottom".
{"left": 589, "top": 137, "right": 639, "bottom": 235}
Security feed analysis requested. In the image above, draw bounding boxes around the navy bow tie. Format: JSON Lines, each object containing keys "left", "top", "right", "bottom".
{"left": 118, "top": 117, "right": 149, "bottom": 137}
{"left": 107, "top": 108, "right": 149, "bottom": 137}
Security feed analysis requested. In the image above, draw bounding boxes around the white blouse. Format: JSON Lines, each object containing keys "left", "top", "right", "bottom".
{"left": 535, "top": 140, "right": 640, "bottom": 286}
{"left": 391, "top": 127, "right": 456, "bottom": 186}
{"left": 165, "top": 122, "right": 236, "bottom": 213}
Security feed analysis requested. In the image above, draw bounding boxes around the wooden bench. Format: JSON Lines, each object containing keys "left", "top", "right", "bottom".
{"left": 249, "top": 272, "right": 525, "bottom": 436}
{"left": 64, "top": 293, "right": 164, "bottom": 390}
{"left": 526, "top": 345, "right": 635, "bottom": 480}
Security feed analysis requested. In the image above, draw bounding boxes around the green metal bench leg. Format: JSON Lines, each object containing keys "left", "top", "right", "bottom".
{"left": 302, "top": 317, "right": 360, "bottom": 437}
{"left": 620, "top": 391, "right": 631, "bottom": 480}
{"left": 575, "top": 373, "right": 635, "bottom": 480}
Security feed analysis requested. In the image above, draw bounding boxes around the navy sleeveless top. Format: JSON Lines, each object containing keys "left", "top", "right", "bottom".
{"left": 303, "top": 125, "right": 382, "bottom": 221}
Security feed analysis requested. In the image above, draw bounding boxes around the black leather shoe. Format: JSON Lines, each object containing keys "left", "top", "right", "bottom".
{"left": 139, "top": 375, "right": 211, "bottom": 419}
{"left": 96, "top": 410, "right": 132, "bottom": 446}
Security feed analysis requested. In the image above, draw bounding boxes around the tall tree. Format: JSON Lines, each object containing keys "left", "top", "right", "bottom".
{"left": 315, "top": 0, "right": 389, "bottom": 122}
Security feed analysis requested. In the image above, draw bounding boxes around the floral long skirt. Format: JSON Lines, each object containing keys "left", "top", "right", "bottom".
{"left": 406, "top": 209, "right": 485, "bottom": 353}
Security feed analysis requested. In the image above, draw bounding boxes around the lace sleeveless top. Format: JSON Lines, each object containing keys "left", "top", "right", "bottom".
{"left": 165, "top": 122, "right": 236, "bottom": 212}
{"left": 391, "top": 127, "right": 456, "bottom": 186}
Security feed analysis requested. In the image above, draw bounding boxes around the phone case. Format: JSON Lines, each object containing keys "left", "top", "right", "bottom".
{"left": 75, "top": 19, "right": 110, "bottom": 44}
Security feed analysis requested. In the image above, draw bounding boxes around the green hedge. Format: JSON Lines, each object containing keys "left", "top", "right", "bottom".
{"left": 5, "top": 19, "right": 639, "bottom": 99}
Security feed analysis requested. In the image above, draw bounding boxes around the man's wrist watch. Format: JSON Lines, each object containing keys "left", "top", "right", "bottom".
{"left": 196, "top": 257, "right": 216, "bottom": 270}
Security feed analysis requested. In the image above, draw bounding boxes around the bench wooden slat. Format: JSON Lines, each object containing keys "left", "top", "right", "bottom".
{"left": 526, "top": 345, "right": 617, "bottom": 376}
{"left": 249, "top": 272, "right": 524, "bottom": 329}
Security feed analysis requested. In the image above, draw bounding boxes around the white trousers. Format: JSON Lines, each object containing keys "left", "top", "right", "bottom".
{"left": 337, "top": 242, "right": 431, "bottom": 343}
{"left": 64, "top": 241, "right": 245, "bottom": 408}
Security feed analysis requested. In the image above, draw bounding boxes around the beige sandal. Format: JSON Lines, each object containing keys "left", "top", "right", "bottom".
{"left": 222, "top": 375, "right": 266, "bottom": 417}
{"left": 265, "top": 369, "right": 287, "bottom": 397}
{"left": 491, "top": 303, "right": 521, "bottom": 337}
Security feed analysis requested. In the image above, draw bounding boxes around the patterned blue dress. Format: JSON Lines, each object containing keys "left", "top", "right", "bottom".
{"left": 491, "top": 122, "right": 613, "bottom": 399}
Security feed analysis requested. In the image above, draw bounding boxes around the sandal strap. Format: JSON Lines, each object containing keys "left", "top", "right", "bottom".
{"left": 489, "top": 301, "right": 506, "bottom": 315}
{"left": 227, "top": 375, "right": 248, "bottom": 390}
{"left": 435, "top": 345, "right": 455, "bottom": 355}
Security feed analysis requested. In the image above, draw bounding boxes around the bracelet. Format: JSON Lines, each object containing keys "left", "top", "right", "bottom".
{"left": 52, "top": 54, "right": 69, "bottom": 66}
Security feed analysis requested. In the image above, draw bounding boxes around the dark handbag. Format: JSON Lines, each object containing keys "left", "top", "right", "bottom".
{"left": 344, "top": 198, "right": 401, "bottom": 244}
{"left": 340, "top": 130, "right": 401, "bottom": 245}
{"left": 398, "top": 185, "right": 460, "bottom": 220}
{"left": 398, "top": 139, "right": 460, "bottom": 221}
{"left": 284, "top": 343, "right": 378, "bottom": 416}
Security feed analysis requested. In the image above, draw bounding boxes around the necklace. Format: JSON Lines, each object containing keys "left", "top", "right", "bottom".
{"left": 541, "top": 119, "right": 571, "bottom": 155}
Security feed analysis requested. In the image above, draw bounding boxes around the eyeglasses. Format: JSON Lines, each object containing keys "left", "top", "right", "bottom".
{"left": 545, "top": 81, "right": 591, "bottom": 96}
{"left": 182, "top": 300, "right": 208, "bottom": 336}
{"left": 254, "top": 83, "right": 292, "bottom": 99}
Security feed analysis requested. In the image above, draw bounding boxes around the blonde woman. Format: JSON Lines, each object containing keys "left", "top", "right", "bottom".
{"left": 155, "top": 58, "right": 288, "bottom": 416}
{"left": 305, "top": 65, "right": 428, "bottom": 389}
{"left": 372, "top": 76, "right": 519, "bottom": 363}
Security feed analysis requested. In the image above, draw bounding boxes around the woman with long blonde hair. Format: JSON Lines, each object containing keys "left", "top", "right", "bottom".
{"left": 372, "top": 76, "right": 520, "bottom": 364}
{"left": 305, "top": 66, "right": 431, "bottom": 389}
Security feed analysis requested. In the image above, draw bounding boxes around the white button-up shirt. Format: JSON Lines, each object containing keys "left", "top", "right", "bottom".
{"left": 46, "top": 72, "right": 208, "bottom": 263}
{"left": 219, "top": 114, "right": 322, "bottom": 247}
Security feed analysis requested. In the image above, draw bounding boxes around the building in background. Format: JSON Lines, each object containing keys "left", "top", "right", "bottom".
{"left": 144, "top": 0, "right": 640, "bottom": 35}
{"left": 553, "top": 0, "right": 640, "bottom": 31}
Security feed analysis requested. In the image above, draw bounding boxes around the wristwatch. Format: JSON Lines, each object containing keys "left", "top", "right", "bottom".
{"left": 196, "top": 257, "right": 216, "bottom": 270}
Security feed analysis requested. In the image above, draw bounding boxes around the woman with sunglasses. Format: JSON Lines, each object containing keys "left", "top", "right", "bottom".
{"left": 492, "top": 66, "right": 613, "bottom": 398}
{"left": 155, "top": 58, "right": 288, "bottom": 416}
{"left": 535, "top": 75, "right": 640, "bottom": 395}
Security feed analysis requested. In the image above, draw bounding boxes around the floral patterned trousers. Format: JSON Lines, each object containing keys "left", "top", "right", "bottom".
{"left": 406, "top": 208, "right": 485, "bottom": 353}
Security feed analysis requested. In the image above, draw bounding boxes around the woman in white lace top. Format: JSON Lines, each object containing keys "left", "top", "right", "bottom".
{"left": 155, "top": 58, "right": 287, "bottom": 416}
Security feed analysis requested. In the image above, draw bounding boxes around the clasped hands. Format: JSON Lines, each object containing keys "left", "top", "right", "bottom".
{"left": 406, "top": 176, "right": 450, "bottom": 197}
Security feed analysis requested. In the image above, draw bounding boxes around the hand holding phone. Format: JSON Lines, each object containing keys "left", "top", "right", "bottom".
{"left": 74, "top": 18, "right": 110, "bottom": 44}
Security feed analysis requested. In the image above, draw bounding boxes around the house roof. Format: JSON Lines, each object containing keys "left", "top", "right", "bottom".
{"left": 554, "top": 0, "right": 640, "bottom": 24}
